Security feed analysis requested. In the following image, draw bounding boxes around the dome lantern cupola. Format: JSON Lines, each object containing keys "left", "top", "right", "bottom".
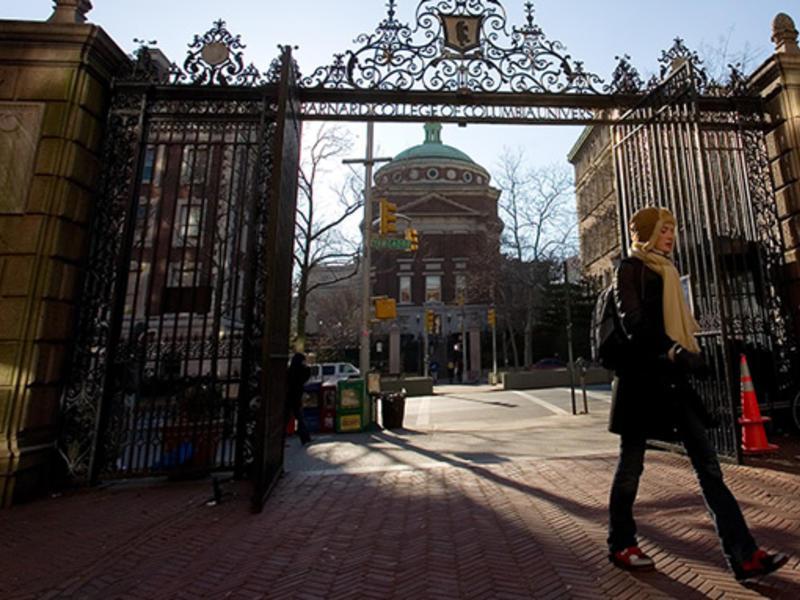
{"left": 392, "top": 122, "right": 475, "bottom": 164}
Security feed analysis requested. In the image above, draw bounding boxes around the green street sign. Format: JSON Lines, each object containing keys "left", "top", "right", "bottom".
{"left": 371, "top": 237, "right": 412, "bottom": 250}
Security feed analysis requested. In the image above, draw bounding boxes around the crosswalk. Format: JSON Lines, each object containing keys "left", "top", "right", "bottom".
{"left": 510, "top": 390, "right": 570, "bottom": 415}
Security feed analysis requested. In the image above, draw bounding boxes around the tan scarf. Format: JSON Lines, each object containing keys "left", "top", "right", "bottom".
{"left": 630, "top": 215, "right": 700, "bottom": 353}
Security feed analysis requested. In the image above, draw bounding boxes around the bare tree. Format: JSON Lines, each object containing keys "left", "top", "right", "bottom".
{"left": 294, "top": 124, "right": 363, "bottom": 351}
{"left": 698, "top": 26, "right": 767, "bottom": 85}
{"left": 313, "top": 285, "right": 360, "bottom": 361}
{"left": 494, "top": 149, "right": 577, "bottom": 366}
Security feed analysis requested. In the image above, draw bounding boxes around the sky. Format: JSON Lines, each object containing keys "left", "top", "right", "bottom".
{"left": 5, "top": 1, "right": 794, "bottom": 226}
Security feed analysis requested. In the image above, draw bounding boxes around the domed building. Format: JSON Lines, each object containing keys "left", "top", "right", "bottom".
{"left": 371, "top": 123, "right": 502, "bottom": 380}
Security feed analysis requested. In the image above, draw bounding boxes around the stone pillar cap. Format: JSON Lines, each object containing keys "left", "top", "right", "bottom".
{"left": 772, "top": 13, "right": 800, "bottom": 54}
{"left": 48, "top": 0, "right": 93, "bottom": 24}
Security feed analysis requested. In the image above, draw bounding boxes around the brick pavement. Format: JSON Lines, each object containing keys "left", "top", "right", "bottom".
{"left": 0, "top": 450, "right": 798, "bottom": 598}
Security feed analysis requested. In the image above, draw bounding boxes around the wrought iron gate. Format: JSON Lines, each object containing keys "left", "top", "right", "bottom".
{"left": 56, "top": 3, "right": 800, "bottom": 500}
{"left": 251, "top": 50, "right": 302, "bottom": 512}
{"left": 612, "top": 62, "right": 796, "bottom": 461}
{"left": 59, "top": 24, "right": 299, "bottom": 504}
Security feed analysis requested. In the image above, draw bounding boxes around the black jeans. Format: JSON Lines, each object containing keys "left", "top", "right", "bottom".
{"left": 608, "top": 402, "right": 757, "bottom": 569}
{"left": 286, "top": 404, "right": 311, "bottom": 445}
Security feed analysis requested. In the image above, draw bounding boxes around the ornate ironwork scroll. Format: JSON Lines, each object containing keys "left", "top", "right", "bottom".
{"left": 60, "top": 31, "right": 284, "bottom": 481}
{"left": 58, "top": 88, "right": 146, "bottom": 479}
{"left": 118, "top": 41, "right": 172, "bottom": 84}
{"left": 604, "top": 55, "right": 643, "bottom": 95}
{"left": 169, "top": 19, "right": 265, "bottom": 86}
{"left": 235, "top": 119, "right": 276, "bottom": 477}
{"left": 301, "top": 0, "right": 605, "bottom": 93}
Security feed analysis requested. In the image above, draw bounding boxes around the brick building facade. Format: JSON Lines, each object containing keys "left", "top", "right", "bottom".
{"left": 370, "top": 123, "right": 502, "bottom": 379}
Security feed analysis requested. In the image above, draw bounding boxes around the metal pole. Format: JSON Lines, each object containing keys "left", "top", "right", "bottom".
{"left": 492, "top": 319, "right": 497, "bottom": 382}
{"left": 565, "top": 259, "right": 577, "bottom": 415}
{"left": 343, "top": 125, "right": 392, "bottom": 380}
{"left": 581, "top": 371, "right": 589, "bottom": 414}
{"left": 423, "top": 311, "right": 429, "bottom": 378}
{"left": 359, "top": 122, "right": 375, "bottom": 378}
{"left": 460, "top": 307, "right": 467, "bottom": 383}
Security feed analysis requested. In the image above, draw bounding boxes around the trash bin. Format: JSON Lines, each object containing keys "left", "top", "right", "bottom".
{"left": 381, "top": 390, "right": 406, "bottom": 429}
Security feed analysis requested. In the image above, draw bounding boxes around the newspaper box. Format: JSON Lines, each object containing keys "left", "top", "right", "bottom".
{"left": 320, "top": 382, "right": 337, "bottom": 433}
{"left": 301, "top": 382, "right": 322, "bottom": 433}
{"left": 336, "top": 379, "right": 368, "bottom": 432}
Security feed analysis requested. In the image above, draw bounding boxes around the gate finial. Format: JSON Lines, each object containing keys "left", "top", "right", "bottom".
{"left": 48, "top": 0, "right": 93, "bottom": 24}
{"left": 772, "top": 13, "right": 799, "bottom": 54}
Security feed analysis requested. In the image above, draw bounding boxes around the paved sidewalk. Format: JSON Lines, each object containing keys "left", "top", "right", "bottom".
{"left": 1, "top": 413, "right": 799, "bottom": 598}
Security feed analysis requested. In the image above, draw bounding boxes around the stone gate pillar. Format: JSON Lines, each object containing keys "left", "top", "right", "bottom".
{"left": 750, "top": 13, "right": 800, "bottom": 337}
{"left": 0, "top": 5, "right": 126, "bottom": 505}
{"left": 468, "top": 328, "right": 481, "bottom": 382}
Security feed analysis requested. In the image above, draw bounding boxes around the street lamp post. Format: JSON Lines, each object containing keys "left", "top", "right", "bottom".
{"left": 342, "top": 122, "right": 391, "bottom": 378}
{"left": 460, "top": 302, "right": 467, "bottom": 384}
{"left": 565, "top": 259, "right": 577, "bottom": 415}
{"left": 491, "top": 309, "right": 498, "bottom": 381}
{"left": 423, "top": 309, "right": 429, "bottom": 378}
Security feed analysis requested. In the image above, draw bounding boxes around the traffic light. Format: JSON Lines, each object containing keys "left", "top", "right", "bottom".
{"left": 379, "top": 198, "right": 397, "bottom": 235}
{"left": 488, "top": 308, "right": 496, "bottom": 327}
{"left": 404, "top": 228, "right": 419, "bottom": 252}
{"left": 425, "top": 309, "right": 435, "bottom": 333}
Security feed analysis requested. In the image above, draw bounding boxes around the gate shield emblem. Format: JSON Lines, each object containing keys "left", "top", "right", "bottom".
{"left": 440, "top": 14, "right": 482, "bottom": 53}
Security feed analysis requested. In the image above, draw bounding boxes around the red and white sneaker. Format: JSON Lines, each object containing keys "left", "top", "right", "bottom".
{"left": 609, "top": 546, "right": 656, "bottom": 571}
{"left": 734, "top": 549, "right": 789, "bottom": 581}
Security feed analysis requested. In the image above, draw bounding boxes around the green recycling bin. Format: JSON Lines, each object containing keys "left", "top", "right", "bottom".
{"left": 336, "top": 379, "right": 369, "bottom": 432}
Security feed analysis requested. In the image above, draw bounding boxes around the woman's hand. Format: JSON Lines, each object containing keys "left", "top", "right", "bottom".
{"left": 674, "top": 346, "right": 708, "bottom": 374}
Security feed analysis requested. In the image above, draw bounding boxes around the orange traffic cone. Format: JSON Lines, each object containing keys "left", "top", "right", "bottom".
{"left": 738, "top": 354, "right": 778, "bottom": 454}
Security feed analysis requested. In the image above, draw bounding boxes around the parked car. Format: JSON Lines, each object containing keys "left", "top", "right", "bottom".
{"left": 531, "top": 357, "right": 566, "bottom": 370}
{"left": 308, "top": 362, "right": 360, "bottom": 383}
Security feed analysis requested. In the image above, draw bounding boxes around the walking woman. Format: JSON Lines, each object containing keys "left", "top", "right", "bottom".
{"left": 607, "top": 206, "right": 788, "bottom": 581}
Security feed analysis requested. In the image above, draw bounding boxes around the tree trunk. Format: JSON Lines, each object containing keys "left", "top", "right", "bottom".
{"left": 506, "top": 320, "right": 520, "bottom": 368}
{"left": 524, "top": 302, "right": 533, "bottom": 367}
{"left": 295, "top": 272, "right": 309, "bottom": 352}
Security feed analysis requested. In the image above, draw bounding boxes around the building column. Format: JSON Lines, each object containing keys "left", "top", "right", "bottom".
{"left": 750, "top": 13, "right": 800, "bottom": 338}
{"left": 469, "top": 328, "right": 481, "bottom": 382}
{"left": 389, "top": 325, "right": 401, "bottom": 375}
{"left": 0, "top": 14, "right": 127, "bottom": 505}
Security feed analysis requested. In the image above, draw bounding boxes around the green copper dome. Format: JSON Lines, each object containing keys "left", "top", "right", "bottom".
{"left": 393, "top": 123, "right": 475, "bottom": 163}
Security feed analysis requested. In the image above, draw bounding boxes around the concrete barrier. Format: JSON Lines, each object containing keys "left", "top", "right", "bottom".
{"left": 380, "top": 376, "right": 434, "bottom": 396}
{"left": 502, "top": 368, "right": 612, "bottom": 390}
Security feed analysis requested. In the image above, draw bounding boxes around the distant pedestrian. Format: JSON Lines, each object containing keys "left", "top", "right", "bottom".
{"left": 286, "top": 352, "right": 312, "bottom": 446}
{"left": 607, "top": 206, "right": 787, "bottom": 581}
{"left": 429, "top": 360, "right": 439, "bottom": 383}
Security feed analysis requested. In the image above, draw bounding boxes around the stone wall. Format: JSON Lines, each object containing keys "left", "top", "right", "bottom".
{"left": 0, "top": 19, "right": 126, "bottom": 505}
{"left": 750, "top": 14, "right": 800, "bottom": 338}
{"left": 568, "top": 124, "right": 621, "bottom": 286}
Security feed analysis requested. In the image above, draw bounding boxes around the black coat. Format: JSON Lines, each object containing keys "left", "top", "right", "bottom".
{"left": 609, "top": 257, "right": 705, "bottom": 441}
{"left": 287, "top": 363, "right": 311, "bottom": 412}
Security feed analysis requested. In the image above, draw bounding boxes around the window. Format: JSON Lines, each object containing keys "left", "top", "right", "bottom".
{"left": 455, "top": 273, "right": 467, "bottom": 304}
{"left": 167, "top": 261, "right": 197, "bottom": 287}
{"left": 425, "top": 275, "right": 441, "bottom": 302}
{"left": 174, "top": 204, "right": 202, "bottom": 247}
{"left": 141, "top": 147, "right": 156, "bottom": 184}
{"left": 399, "top": 275, "right": 412, "bottom": 304}
{"left": 180, "top": 146, "right": 209, "bottom": 185}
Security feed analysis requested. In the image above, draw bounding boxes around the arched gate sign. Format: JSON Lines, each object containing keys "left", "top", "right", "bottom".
{"left": 58, "top": 0, "right": 794, "bottom": 510}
